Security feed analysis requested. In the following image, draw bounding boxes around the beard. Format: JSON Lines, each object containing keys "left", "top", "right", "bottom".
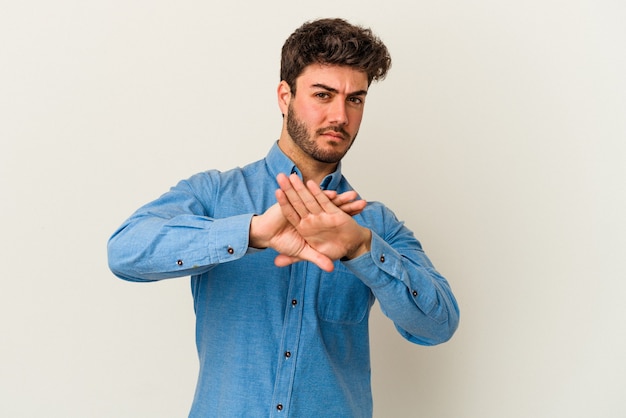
{"left": 286, "top": 102, "right": 357, "bottom": 164}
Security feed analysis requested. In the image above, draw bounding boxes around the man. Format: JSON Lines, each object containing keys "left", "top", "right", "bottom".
{"left": 108, "top": 18, "right": 459, "bottom": 417}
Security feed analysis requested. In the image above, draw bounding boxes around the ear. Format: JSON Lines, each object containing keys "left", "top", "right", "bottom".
{"left": 277, "top": 81, "right": 291, "bottom": 115}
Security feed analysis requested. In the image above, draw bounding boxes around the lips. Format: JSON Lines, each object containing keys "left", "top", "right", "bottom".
{"left": 319, "top": 129, "right": 347, "bottom": 141}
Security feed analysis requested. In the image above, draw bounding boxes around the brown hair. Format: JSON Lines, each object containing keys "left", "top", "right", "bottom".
{"left": 280, "top": 18, "right": 391, "bottom": 94}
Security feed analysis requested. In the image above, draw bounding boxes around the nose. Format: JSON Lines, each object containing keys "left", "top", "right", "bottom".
{"left": 328, "top": 99, "right": 348, "bottom": 126}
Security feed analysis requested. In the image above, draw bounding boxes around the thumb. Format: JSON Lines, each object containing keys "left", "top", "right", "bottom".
{"left": 274, "top": 249, "right": 335, "bottom": 272}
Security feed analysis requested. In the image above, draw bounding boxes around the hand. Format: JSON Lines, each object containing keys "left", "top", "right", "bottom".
{"left": 274, "top": 173, "right": 371, "bottom": 270}
{"left": 249, "top": 182, "right": 367, "bottom": 272}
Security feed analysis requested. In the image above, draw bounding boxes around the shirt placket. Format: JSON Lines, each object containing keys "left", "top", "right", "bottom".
{"left": 270, "top": 263, "right": 306, "bottom": 416}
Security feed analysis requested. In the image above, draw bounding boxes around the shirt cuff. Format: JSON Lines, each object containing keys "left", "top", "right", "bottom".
{"left": 341, "top": 232, "right": 399, "bottom": 288}
{"left": 207, "top": 213, "right": 255, "bottom": 263}
{"left": 341, "top": 232, "right": 438, "bottom": 314}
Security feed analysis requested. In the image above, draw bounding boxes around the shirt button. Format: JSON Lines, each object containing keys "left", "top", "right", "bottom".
{"left": 227, "top": 247, "right": 234, "bottom": 254}
{"left": 276, "top": 403, "right": 283, "bottom": 411}
{"left": 412, "top": 290, "right": 418, "bottom": 297}
{"left": 379, "top": 255, "right": 385, "bottom": 263}
{"left": 291, "top": 299, "right": 298, "bottom": 306}
{"left": 285, "top": 351, "right": 291, "bottom": 358}
{"left": 176, "top": 259, "right": 183, "bottom": 266}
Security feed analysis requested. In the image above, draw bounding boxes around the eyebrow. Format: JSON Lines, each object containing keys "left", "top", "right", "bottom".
{"left": 311, "top": 83, "right": 368, "bottom": 97}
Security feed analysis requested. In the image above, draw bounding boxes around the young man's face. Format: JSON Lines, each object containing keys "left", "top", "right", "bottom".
{"left": 280, "top": 63, "right": 369, "bottom": 164}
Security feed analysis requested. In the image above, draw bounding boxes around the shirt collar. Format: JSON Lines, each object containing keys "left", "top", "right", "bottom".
{"left": 265, "top": 142, "right": 343, "bottom": 191}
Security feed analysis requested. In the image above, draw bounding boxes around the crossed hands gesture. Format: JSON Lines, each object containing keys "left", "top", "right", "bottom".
{"left": 249, "top": 173, "right": 372, "bottom": 272}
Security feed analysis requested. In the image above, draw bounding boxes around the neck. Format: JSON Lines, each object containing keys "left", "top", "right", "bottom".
{"left": 277, "top": 137, "right": 338, "bottom": 185}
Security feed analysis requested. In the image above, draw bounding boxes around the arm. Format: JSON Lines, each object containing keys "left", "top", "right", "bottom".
{"left": 343, "top": 205, "right": 459, "bottom": 345}
{"left": 275, "top": 173, "right": 459, "bottom": 345}
{"left": 107, "top": 174, "right": 252, "bottom": 282}
{"left": 107, "top": 172, "right": 366, "bottom": 282}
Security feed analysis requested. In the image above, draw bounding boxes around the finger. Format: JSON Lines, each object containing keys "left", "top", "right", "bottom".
{"left": 276, "top": 173, "right": 311, "bottom": 218}
{"left": 274, "top": 254, "right": 300, "bottom": 268}
{"left": 338, "top": 199, "right": 367, "bottom": 216}
{"left": 288, "top": 174, "right": 324, "bottom": 215}
{"left": 274, "top": 249, "right": 335, "bottom": 272}
{"left": 305, "top": 180, "right": 341, "bottom": 214}
{"left": 323, "top": 190, "right": 338, "bottom": 200}
{"left": 330, "top": 190, "right": 359, "bottom": 207}
{"left": 275, "top": 189, "right": 301, "bottom": 226}
{"left": 328, "top": 190, "right": 366, "bottom": 215}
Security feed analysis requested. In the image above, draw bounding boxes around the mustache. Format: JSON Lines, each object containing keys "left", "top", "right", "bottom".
{"left": 316, "top": 126, "right": 349, "bottom": 139}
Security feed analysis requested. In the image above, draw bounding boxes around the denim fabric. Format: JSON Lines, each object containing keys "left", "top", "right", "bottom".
{"left": 108, "top": 143, "right": 459, "bottom": 417}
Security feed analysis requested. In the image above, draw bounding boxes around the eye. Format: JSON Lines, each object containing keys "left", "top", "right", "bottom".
{"left": 315, "top": 92, "right": 331, "bottom": 99}
{"left": 348, "top": 96, "right": 364, "bottom": 105}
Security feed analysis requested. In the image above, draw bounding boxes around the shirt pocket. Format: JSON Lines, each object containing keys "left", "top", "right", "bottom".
{"left": 316, "top": 264, "right": 373, "bottom": 324}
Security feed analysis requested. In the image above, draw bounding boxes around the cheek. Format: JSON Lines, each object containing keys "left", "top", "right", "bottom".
{"left": 348, "top": 109, "right": 364, "bottom": 129}
{"left": 300, "top": 104, "right": 326, "bottom": 124}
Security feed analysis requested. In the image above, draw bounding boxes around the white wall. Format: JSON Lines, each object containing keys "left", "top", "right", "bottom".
{"left": 2, "top": 1, "right": 624, "bottom": 417}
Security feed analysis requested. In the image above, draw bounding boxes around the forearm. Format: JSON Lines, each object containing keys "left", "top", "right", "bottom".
{"left": 342, "top": 232, "right": 459, "bottom": 345}
{"left": 108, "top": 212, "right": 254, "bottom": 282}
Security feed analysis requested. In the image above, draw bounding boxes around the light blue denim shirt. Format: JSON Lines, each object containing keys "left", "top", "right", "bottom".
{"left": 108, "top": 143, "right": 459, "bottom": 417}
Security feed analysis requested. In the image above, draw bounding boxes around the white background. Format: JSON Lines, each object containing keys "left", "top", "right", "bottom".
{"left": 2, "top": 1, "right": 625, "bottom": 417}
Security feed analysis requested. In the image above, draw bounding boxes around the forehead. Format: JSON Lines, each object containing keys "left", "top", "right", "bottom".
{"left": 296, "top": 63, "right": 369, "bottom": 92}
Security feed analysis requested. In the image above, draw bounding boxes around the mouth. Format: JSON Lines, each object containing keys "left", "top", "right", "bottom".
{"left": 319, "top": 128, "right": 347, "bottom": 141}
